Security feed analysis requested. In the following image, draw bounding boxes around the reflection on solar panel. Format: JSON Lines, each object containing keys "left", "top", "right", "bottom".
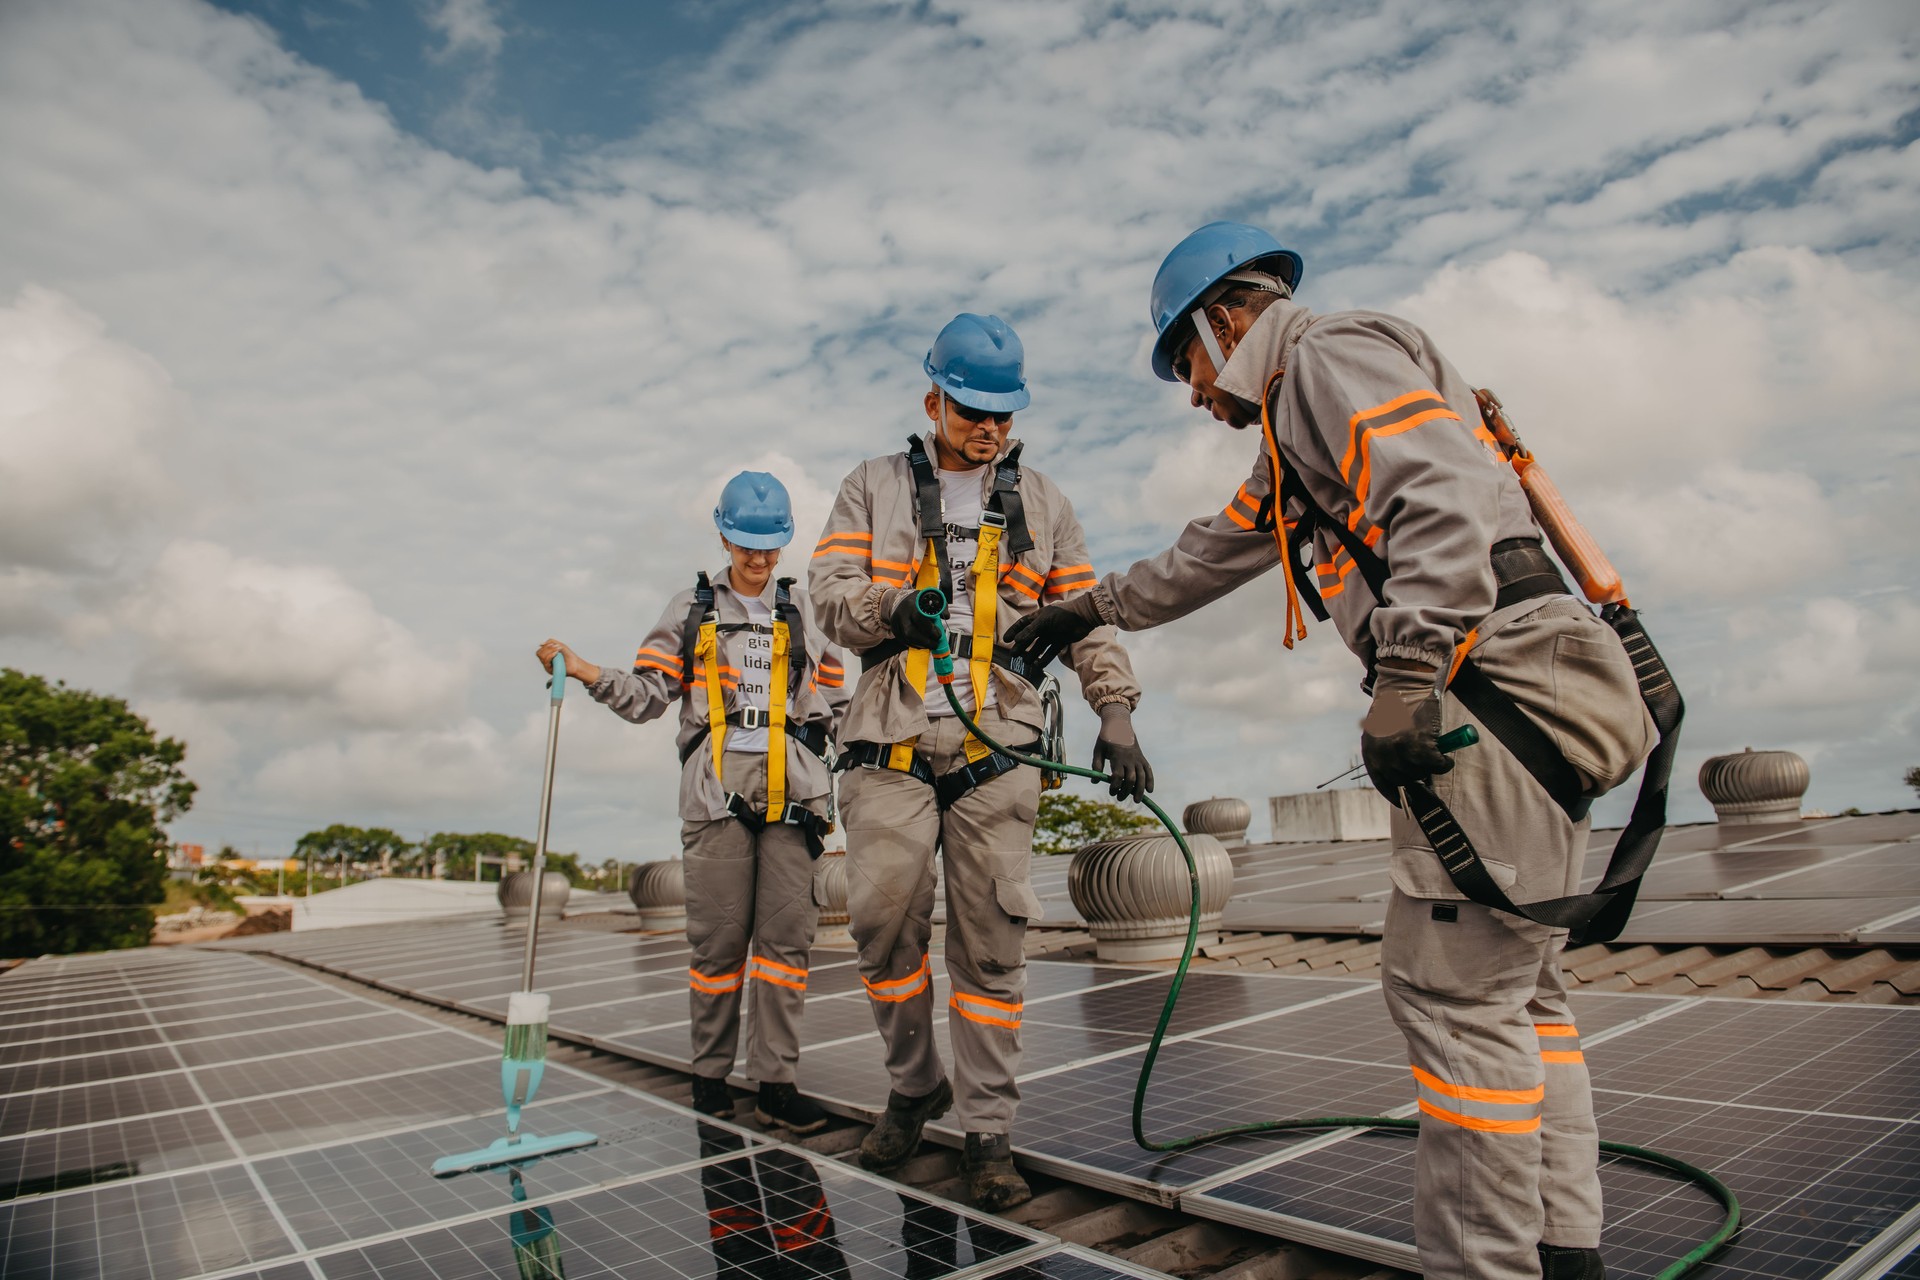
{"left": 12, "top": 895, "right": 1920, "bottom": 1279}
{"left": 214, "top": 915, "right": 1920, "bottom": 1277}
{"left": 0, "top": 945, "right": 1053, "bottom": 1278}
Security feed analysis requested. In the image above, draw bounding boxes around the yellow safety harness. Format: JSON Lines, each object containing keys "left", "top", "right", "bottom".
{"left": 687, "top": 574, "right": 804, "bottom": 822}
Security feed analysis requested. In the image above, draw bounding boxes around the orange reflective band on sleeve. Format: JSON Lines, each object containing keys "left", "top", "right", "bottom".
{"left": 1339, "top": 390, "right": 1448, "bottom": 478}
{"left": 863, "top": 956, "right": 931, "bottom": 1002}
{"left": 1222, "top": 482, "right": 1261, "bottom": 531}
{"left": 949, "top": 990, "right": 1023, "bottom": 1030}
{"left": 1003, "top": 563, "right": 1044, "bottom": 601}
{"left": 634, "top": 649, "right": 685, "bottom": 679}
{"left": 1416, "top": 1098, "right": 1542, "bottom": 1134}
{"left": 749, "top": 955, "right": 808, "bottom": 992}
{"left": 1534, "top": 1024, "right": 1579, "bottom": 1037}
{"left": 812, "top": 531, "right": 873, "bottom": 558}
{"left": 1044, "top": 565, "right": 1096, "bottom": 596}
{"left": 689, "top": 964, "right": 745, "bottom": 994}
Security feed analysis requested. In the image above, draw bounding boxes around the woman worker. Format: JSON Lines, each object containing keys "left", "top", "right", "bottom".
{"left": 537, "top": 471, "right": 849, "bottom": 1133}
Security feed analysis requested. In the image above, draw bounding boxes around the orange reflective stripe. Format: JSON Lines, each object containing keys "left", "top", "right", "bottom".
{"left": 1541, "top": 1050, "right": 1586, "bottom": 1065}
{"left": 635, "top": 646, "right": 683, "bottom": 669}
{"left": 1409, "top": 1064, "right": 1544, "bottom": 1106}
{"left": 949, "top": 991, "right": 1023, "bottom": 1029}
{"left": 814, "top": 531, "right": 872, "bottom": 550}
{"left": 1046, "top": 564, "right": 1092, "bottom": 580}
{"left": 635, "top": 657, "right": 684, "bottom": 678}
{"left": 1446, "top": 626, "right": 1480, "bottom": 686}
{"left": 1005, "top": 576, "right": 1041, "bottom": 601}
{"left": 864, "top": 956, "right": 930, "bottom": 1001}
{"left": 1348, "top": 407, "right": 1462, "bottom": 522}
{"left": 1534, "top": 1024, "right": 1579, "bottom": 1038}
{"left": 690, "top": 963, "right": 745, "bottom": 993}
{"left": 750, "top": 956, "right": 809, "bottom": 990}
{"left": 1417, "top": 1098, "right": 1541, "bottom": 1134}
{"left": 1222, "top": 502, "right": 1256, "bottom": 531}
{"left": 1340, "top": 389, "right": 1446, "bottom": 479}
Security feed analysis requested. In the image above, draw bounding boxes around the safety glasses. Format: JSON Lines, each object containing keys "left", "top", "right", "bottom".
{"left": 947, "top": 401, "right": 1013, "bottom": 426}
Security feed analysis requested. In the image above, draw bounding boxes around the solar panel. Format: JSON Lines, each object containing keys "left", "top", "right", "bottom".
{"left": 976, "top": 1242, "right": 1188, "bottom": 1278}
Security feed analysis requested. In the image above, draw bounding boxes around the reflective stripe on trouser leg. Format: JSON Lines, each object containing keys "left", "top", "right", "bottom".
{"left": 1382, "top": 888, "right": 1558, "bottom": 1280}
{"left": 683, "top": 814, "right": 756, "bottom": 1079}
{"left": 743, "top": 819, "right": 819, "bottom": 1085}
{"left": 841, "top": 760, "right": 945, "bottom": 1100}
{"left": 929, "top": 712, "right": 1040, "bottom": 1134}
{"left": 1532, "top": 949, "right": 1603, "bottom": 1249}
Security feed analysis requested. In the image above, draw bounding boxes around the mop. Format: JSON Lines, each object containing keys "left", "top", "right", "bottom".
{"left": 432, "top": 653, "right": 598, "bottom": 1177}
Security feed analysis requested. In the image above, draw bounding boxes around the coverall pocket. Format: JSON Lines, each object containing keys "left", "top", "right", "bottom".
{"left": 1549, "top": 630, "right": 1655, "bottom": 794}
{"left": 966, "top": 873, "right": 1042, "bottom": 972}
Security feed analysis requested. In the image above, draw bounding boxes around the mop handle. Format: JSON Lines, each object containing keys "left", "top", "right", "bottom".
{"left": 520, "top": 653, "right": 567, "bottom": 992}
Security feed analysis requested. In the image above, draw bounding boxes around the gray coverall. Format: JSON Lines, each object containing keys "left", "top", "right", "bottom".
{"left": 588, "top": 568, "right": 851, "bottom": 1084}
{"left": 1086, "top": 300, "right": 1654, "bottom": 1279}
{"left": 810, "top": 441, "right": 1140, "bottom": 1134}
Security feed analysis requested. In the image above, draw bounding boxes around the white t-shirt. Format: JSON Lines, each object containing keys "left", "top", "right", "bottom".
{"left": 725, "top": 594, "right": 775, "bottom": 752}
{"left": 924, "top": 465, "right": 998, "bottom": 717}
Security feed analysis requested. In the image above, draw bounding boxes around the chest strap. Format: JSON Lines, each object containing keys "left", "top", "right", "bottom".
{"left": 680, "top": 717, "right": 830, "bottom": 767}
{"left": 860, "top": 634, "right": 1049, "bottom": 687}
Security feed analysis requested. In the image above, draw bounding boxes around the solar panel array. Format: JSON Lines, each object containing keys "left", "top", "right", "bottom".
{"left": 0, "top": 942, "right": 1087, "bottom": 1278}
{"left": 1025, "top": 812, "right": 1920, "bottom": 947}
{"left": 212, "top": 913, "right": 1920, "bottom": 1279}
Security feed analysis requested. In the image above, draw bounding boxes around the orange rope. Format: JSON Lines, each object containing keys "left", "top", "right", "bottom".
{"left": 1260, "top": 370, "right": 1308, "bottom": 649}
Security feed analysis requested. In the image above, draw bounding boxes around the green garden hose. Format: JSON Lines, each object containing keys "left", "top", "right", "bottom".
{"left": 915, "top": 590, "right": 1739, "bottom": 1278}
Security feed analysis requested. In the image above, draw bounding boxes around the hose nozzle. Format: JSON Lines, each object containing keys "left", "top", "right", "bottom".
{"left": 915, "top": 589, "right": 955, "bottom": 678}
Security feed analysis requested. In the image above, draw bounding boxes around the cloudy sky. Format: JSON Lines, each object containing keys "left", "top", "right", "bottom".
{"left": 2, "top": 0, "right": 1915, "bottom": 863}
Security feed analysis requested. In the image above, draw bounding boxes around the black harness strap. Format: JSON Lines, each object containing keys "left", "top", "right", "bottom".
{"left": 991, "top": 441, "right": 1034, "bottom": 557}
{"left": 1261, "top": 414, "right": 1682, "bottom": 944}
{"left": 724, "top": 792, "right": 832, "bottom": 859}
{"left": 834, "top": 739, "right": 1041, "bottom": 812}
{"left": 774, "top": 576, "right": 806, "bottom": 697}
{"left": 680, "top": 571, "right": 716, "bottom": 684}
{"left": 905, "top": 436, "right": 954, "bottom": 603}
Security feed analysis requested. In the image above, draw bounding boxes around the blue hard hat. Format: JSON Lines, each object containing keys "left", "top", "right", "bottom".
{"left": 1148, "top": 221, "right": 1304, "bottom": 382}
{"left": 714, "top": 471, "right": 794, "bottom": 549}
{"left": 924, "top": 313, "right": 1031, "bottom": 413}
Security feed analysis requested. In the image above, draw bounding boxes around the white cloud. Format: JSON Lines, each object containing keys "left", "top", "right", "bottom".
{"left": 121, "top": 540, "right": 471, "bottom": 729}
{"left": 425, "top": 0, "right": 504, "bottom": 62}
{"left": 1, "top": 0, "right": 1916, "bottom": 851}
{"left": 0, "top": 285, "right": 177, "bottom": 573}
{"left": 253, "top": 717, "right": 510, "bottom": 812}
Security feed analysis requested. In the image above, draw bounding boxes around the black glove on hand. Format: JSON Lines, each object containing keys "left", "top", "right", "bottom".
{"left": 1360, "top": 663, "right": 1453, "bottom": 803}
{"left": 1092, "top": 704, "right": 1155, "bottom": 802}
{"left": 888, "top": 591, "right": 945, "bottom": 650}
{"left": 1003, "top": 592, "right": 1102, "bottom": 664}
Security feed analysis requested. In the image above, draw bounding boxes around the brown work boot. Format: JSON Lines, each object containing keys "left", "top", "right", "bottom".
{"left": 961, "top": 1132, "right": 1031, "bottom": 1211}
{"left": 1539, "top": 1244, "right": 1606, "bottom": 1280}
{"left": 857, "top": 1080, "right": 953, "bottom": 1171}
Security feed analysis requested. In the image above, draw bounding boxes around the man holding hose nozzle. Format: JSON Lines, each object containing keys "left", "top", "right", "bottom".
{"left": 809, "top": 312, "right": 1149, "bottom": 1211}
{"left": 537, "top": 471, "right": 849, "bottom": 1136}
{"left": 1006, "top": 224, "right": 1657, "bottom": 1280}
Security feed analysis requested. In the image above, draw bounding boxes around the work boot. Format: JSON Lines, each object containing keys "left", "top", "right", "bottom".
{"left": 754, "top": 1081, "right": 829, "bottom": 1135}
{"left": 1539, "top": 1244, "right": 1606, "bottom": 1280}
{"left": 690, "top": 1075, "right": 734, "bottom": 1119}
{"left": 857, "top": 1080, "right": 953, "bottom": 1171}
{"left": 961, "top": 1132, "right": 1031, "bottom": 1212}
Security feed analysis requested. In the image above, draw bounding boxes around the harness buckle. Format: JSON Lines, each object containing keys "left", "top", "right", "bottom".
{"left": 738, "top": 705, "right": 765, "bottom": 730}
{"left": 979, "top": 510, "right": 1007, "bottom": 530}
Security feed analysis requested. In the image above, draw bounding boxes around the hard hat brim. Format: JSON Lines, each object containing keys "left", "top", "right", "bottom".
{"left": 937, "top": 383, "right": 1031, "bottom": 414}
{"left": 716, "top": 524, "right": 794, "bottom": 550}
{"left": 1149, "top": 245, "right": 1304, "bottom": 382}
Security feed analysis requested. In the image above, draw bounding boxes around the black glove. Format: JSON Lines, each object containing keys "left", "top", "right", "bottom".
{"left": 1003, "top": 593, "right": 1102, "bottom": 665}
{"left": 1092, "top": 704, "right": 1154, "bottom": 801}
{"left": 888, "top": 591, "right": 944, "bottom": 650}
{"left": 1360, "top": 663, "right": 1453, "bottom": 803}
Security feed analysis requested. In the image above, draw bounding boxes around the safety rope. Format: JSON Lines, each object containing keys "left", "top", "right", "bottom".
{"left": 913, "top": 588, "right": 1740, "bottom": 1279}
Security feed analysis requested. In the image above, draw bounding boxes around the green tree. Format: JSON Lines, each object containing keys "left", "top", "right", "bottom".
{"left": 1031, "top": 792, "right": 1156, "bottom": 855}
{"left": 292, "top": 824, "right": 415, "bottom": 879}
{"left": 1, "top": 669, "right": 196, "bottom": 957}
{"left": 1906, "top": 766, "right": 1919, "bottom": 800}
{"left": 421, "top": 831, "right": 588, "bottom": 886}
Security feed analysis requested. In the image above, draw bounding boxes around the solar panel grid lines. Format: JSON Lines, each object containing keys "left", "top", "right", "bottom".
{"left": 973, "top": 1241, "right": 1200, "bottom": 1279}
{"left": 181, "top": 1122, "right": 1050, "bottom": 1280}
